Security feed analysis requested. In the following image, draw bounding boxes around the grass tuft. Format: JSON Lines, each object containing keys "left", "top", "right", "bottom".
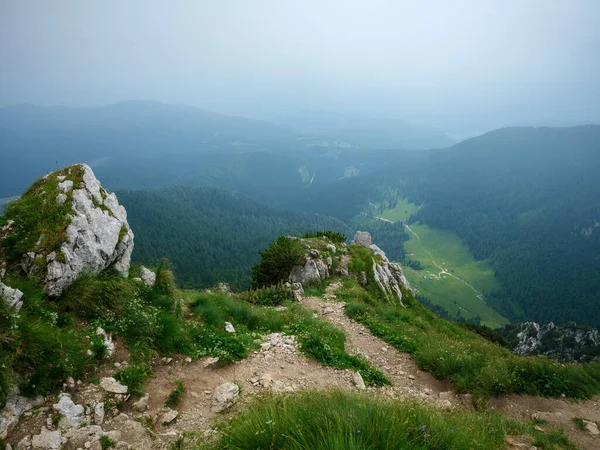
{"left": 165, "top": 380, "right": 186, "bottom": 408}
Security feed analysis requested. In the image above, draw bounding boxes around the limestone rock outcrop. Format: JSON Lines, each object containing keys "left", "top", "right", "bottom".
{"left": 352, "top": 231, "right": 411, "bottom": 306}
{"left": 0, "top": 282, "right": 23, "bottom": 312}
{"left": 502, "top": 321, "right": 600, "bottom": 362}
{"left": 1, "top": 164, "right": 134, "bottom": 296}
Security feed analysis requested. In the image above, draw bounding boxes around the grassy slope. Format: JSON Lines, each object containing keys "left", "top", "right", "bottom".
{"left": 339, "top": 278, "right": 600, "bottom": 404}
{"left": 379, "top": 200, "right": 509, "bottom": 328}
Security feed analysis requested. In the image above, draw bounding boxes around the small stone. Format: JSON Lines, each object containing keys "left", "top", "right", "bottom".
{"left": 259, "top": 374, "right": 273, "bottom": 387}
{"left": 225, "top": 322, "right": 236, "bottom": 333}
{"left": 133, "top": 393, "right": 149, "bottom": 412}
{"left": 32, "top": 428, "right": 62, "bottom": 449}
{"left": 160, "top": 409, "right": 179, "bottom": 425}
{"left": 202, "top": 356, "right": 220, "bottom": 368}
{"left": 408, "top": 375, "right": 415, "bottom": 380}
{"left": 185, "top": 357, "right": 192, "bottom": 363}
{"left": 353, "top": 372, "right": 366, "bottom": 390}
{"left": 139, "top": 266, "right": 156, "bottom": 287}
{"left": 584, "top": 420, "right": 599, "bottom": 436}
{"left": 211, "top": 382, "right": 240, "bottom": 412}
{"left": 99, "top": 377, "right": 128, "bottom": 394}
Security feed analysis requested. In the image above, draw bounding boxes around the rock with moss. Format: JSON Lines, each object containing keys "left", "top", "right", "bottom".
{"left": 351, "top": 231, "right": 411, "bottom": 305}
{"left": 0, "top": 164, "right": 134, "bottom": 296}
{"left": 0, "top": 281, "right": 23, "bottom": 312}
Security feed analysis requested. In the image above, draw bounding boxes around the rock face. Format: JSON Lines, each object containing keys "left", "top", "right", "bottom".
{"left": 352, "top": 232, "right": 411, "bottom": 306}
{"left": 502, "top": 321, "right": 600, "bottom": 362}
{"left": 0, "top": 388, "right": 43, "bottom": 439}
{"left": 4, "top": 164, "right": 134, "bottom": 297}
{"left": 139, "top": 265, "right": 156, "bottom": 287}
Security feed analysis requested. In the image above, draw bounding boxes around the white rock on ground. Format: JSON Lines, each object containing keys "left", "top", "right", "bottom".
{"left": 99, "top": 377, "right": 128, "bottom": 394}
{"left": 353, "top": 372, "right": 366, "bottom": 390}
{"left": 52, "top": 394, "right": 85, "bottom": 430}
{"left": 0, "top": 389, "right": 43, "bottom": 439}
{"left": 31, "top": 428, "right": 62, "bottom": 449}
{"left": 139, "top": 266, "right": 156, "bottom": 287}
{"left": 0, "top": 282, "right": 23, "bottom": 312}
{"left": 160, "top": 409, "right": 179, "bottom": 425}
{"left": 132, "top": 393, "right": 149, "bottom": 412}
{"left": 224, "top": 322, "right": 236, "bottom": 333}
{"left": 211, "top": 382, "right": 240, "bottom": 412}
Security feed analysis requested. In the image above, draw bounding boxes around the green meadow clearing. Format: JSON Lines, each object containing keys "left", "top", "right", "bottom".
{"left": 379, "top": 201, "right": 509, "bottom": 328}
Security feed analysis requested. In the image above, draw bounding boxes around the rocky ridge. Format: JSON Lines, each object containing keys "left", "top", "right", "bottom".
{"left": 502, "top": 321, "right": 600, "bottom": 363}
{"left": 0, "top": 163, "right": 134, "bottom": 297}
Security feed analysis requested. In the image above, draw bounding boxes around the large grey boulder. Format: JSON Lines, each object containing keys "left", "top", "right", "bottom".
{"left": 211, "top": 382, "right": 240, "bottom": 412}
{"left": 53, "top": 394, "right": 85, "bottom": 430}
{"left": 139, "top": 266, "right": 156, "bottom": 287}
{"left": 352, "top": 231, "right": 372, "bottom": 247}
{"left": 289, "top": 259, "right": 321, "bottom": 285}
{"left": 15, "top": 164, "right": 134, "bottom": 296}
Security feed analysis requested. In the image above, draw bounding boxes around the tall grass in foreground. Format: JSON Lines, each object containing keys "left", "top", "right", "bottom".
{"left": 200, "top": 390, "right": 575, "bottom": 450}
{"left": 339, "top": 279, "right": 600, "bottom": 404}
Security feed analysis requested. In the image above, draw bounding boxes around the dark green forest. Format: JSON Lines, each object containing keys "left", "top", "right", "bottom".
{"left": 117, "top": 185, "right": 352, "bottom": 290}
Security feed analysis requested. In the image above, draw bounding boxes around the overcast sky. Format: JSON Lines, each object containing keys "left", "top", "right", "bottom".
{"left": 1, "top": 0, "right": 599, "bottom": 135}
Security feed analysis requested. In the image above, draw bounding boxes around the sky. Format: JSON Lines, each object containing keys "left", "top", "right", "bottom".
{"left": 1, "top": 0, "right": 599, "bottom": 136}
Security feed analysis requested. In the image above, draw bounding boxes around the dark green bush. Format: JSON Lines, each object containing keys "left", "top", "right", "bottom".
{"left": 238, "top": 284, "right": 293, "bottom": 306}
{"left": 165, "top": 380, "right": 186, "bottom": 407}
{"left": 251, "top": 236, "right": 304, "bottom": 288}
{"left": 114, "top": 365, "right": 152, "bottom": 396}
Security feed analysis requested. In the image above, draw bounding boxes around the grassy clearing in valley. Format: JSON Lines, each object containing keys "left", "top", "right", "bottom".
{"left": 338, "top": 279, "right": 600, "bottom": 405}
{"left": 200, "top": 390, "right": 576, "bottom": 450}
{"left": 402, "top": 221, "right": 508, "bottom": 328}
{"left": 379, "top": 197, "right": 420, "bottom": 223}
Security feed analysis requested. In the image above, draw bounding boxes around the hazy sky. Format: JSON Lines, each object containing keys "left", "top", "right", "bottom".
{"left": 1, "top": 0, "right": 599, "bottom": 135}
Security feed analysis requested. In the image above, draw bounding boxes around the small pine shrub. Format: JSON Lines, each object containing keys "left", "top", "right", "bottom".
{"left": 251, "top": 236, "right": 305, "bottom": 288}
{"left": 100, "top": 435, "right": 116, "bottom": 450}
{"left": 165, "top": 380, "right": 186, "bottom": 407}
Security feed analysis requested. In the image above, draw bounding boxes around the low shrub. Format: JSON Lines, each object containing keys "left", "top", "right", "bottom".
{"left": 114, "top": 365, "right": 152, "bottom": 397}
{"left": 302, "top": 230, "right": 347, "bottom": 243}
{"left": 165, "top": 380, "right": 186, "bottom": 408}
{"left": 237, "top": 284, "right": 293, "bottom": 306}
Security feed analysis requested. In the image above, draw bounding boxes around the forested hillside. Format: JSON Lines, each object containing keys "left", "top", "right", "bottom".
{"left": 117, "top": 185, "right": 352, "bottom": 290}
{"left": 295, "top": 125, "right": 600, "bottom": 328}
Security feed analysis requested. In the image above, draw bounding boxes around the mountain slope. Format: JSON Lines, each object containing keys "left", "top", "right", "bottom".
{"left": 117, "top": 185, "right": 352, "bottom": 289}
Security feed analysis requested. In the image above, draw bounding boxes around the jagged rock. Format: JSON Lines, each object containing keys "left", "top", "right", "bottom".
{"left": 31, "top": 428, "right": 62, "bottom": 449}
{"left": 53, "top": 394, "right": 85, "bottom": 430}
{"left": 132, "top": 393, "right": 149, "bottom": 412}
{"left": 289, "top": 259, "right": 321, "bottom": 285}
{"left": 7, "top": 164, "right": 134, "bottom": 297}
{"left": 160, "top": 409, "right": 178, "bottom": 425}
{"left": 224, "top": 322, "right": 236, "bottom": 333}
{"left": 284, "top": 282, "right": 304, "bottom": 301}
{"left": 215, "top": 282, "right": 232, "bottom": 294}
{"left": 0, "top": 282, "right": 23, "bottom": 312}
{"left": 346, "top": 233, "right": 412, "bottom": 305}
{"left": 202, "top": 356, "right": 220, "bottom": 368}
{"left": 352, "top": 231, "right": 372, "bottom": 247}
{"left": 139, "top": 266, "right": 156, "bottom": 287}
{"left": 17, "top": 436, "right": 32, "bottom": 449}
{"left": 326, "top": 244, "right": 337, "bottom": 253}
{"left": 315, "top": 260, "right": 329, "bottom": 279}
{"left": 0, "top": 388, "right": 44, "bottom": 439}
{"left": 99, "top": 377, "right": 128, "bottom": 394}
{"left": 211, "top": 382, "right": 239, "bottom": 412}
{"left": 95, "top": 327, "right": 115, "bottom": 357}
{"left": 352, "top": 372, "right": 366, "bottom": 390}
{"left": 62, "top": 425, "right": 105, "bottom": 449}
{"left": 504, "top": 322, "right": 600, "bottom": 362}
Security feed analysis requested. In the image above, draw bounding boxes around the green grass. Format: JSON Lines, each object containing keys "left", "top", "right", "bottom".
{"left": 200, "top": 390, "right": 575, "bottom": 450}
{"left": 402, "top": 222, "right": 509, "bottom": 328}
{"left": 379, "top": 197, "right": 420, "bottom": 223}
{"left": 100, "top": 435, "right": 116, "bottom": 449}
{"left": 339, "top": 279, "right": 600, "bottom": 404}
{"left": 165, "top": 380, "right": 186, "bottom": 408}
{"left": 188, "top": 291, "right": 389, "bottom": 386}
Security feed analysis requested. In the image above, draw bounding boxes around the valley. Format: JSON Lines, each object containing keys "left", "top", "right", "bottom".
{"left": 376, "top": 200, "right": 509, "bottom": 328}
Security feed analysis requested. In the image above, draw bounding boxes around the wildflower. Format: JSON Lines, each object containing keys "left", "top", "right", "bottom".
{"left": 451, "top": 429, "right": 454, "bottom": 433}
{"left": 421, "top": 426, "right": 426, "bottom": 432}
{"left": 357, "top": 430, "right": 361, "bottom": 434}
